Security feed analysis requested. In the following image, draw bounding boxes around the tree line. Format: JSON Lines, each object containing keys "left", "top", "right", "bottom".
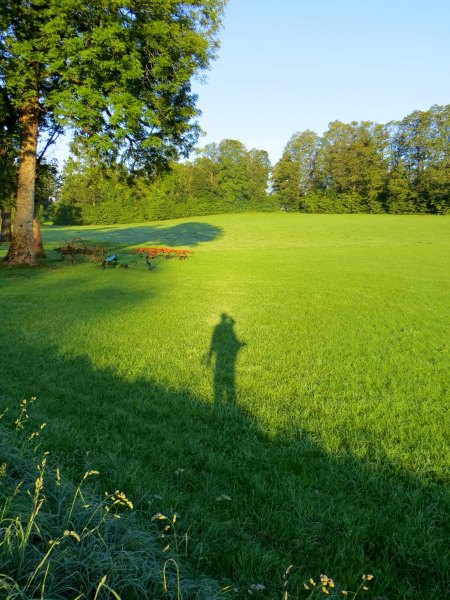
{"left": 52, "top": 103, "right": 449, "bottom": 225}
{"left": 52, "top": 139, "right": 275, "bottom": 225}
{"left": 273, "top": 105, "right": 450, "bottom": 214}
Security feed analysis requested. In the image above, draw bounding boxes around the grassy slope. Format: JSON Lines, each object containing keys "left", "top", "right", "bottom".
{"left": 1, "top": 213, "right": 449, "bottom": 598}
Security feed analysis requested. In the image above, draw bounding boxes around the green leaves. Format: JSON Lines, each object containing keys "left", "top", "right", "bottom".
{"left": 274, "top": 106, "right": 450, "bottom": 215}
{"left": 272, "top": 130, "right": 321, "bottom": 209}
{"left": 1, "top": 0, "right": 226, "bottom": 173}
{"left": 1, "top": 0, "right": 226, "bottom": 263}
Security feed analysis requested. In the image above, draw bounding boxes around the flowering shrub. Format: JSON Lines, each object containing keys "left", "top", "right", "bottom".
{"left": 130, "top": 247, "right": 192, "bottom": 260}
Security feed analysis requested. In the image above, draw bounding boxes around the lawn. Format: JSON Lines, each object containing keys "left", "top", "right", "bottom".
{"left": 1, "top": 213, "right": 449, "bottom": 599}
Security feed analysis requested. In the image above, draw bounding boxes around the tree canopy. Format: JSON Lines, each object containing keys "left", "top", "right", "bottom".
{"left": 273, "top": 105, "right": 450, "bottom": 215}
{"left": 0, "top": 0, "right": 226, "bottom": 264}
{"left": 53, "top": 138, "right": 273, "bottom": 224}
{"left": 52, "top": 104, "right": 449, "bottom": 226}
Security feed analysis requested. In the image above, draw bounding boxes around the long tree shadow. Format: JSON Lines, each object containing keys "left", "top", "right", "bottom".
{"left": 0, "top": 323, "right": 448, "bottom": 598}
{"left": 42, "top": 221, "right": 223, "bottom": 248}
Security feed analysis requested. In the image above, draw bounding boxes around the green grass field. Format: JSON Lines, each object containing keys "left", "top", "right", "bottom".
{"left": 1, "top": 213, "right": 449, "bottom": 599}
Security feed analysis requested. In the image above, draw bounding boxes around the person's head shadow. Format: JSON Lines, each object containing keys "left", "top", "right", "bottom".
{"left": 204, "top": 313, "right": 246, "bottom": 406}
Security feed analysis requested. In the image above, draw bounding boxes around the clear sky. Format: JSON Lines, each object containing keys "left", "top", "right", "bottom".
{"left": 191, "top": 0, "right": 450, "bottom": 164}
{"left": 49, "top": 0, "right": 450, "bottom": 168}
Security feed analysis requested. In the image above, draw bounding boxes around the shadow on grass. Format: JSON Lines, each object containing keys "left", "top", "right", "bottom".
{"left": 205, "top": 314, "right": 247, "bottom": 406}
{"left": 0, "top": 319, "right": 448, "bottom": 598}
{"left": 42, "top": 221, "right": 224, "bottom": 249}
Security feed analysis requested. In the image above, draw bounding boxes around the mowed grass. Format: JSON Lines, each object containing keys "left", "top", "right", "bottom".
{"left": 1, "top": 213, "right": 449, "bottom": 599}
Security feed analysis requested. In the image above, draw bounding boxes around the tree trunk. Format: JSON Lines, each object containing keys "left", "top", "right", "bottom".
{"left": 0, "top": 206, "right": 12, "bottom": 242}
{"left": 33, "top": 200, "right": 46, "bottom": 258}
{"left": 4, "top": 102, "right": 39, "bottom": 265}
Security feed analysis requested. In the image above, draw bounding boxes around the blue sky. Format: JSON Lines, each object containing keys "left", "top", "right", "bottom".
{"left": 191, "top": 0, "right": 450, "bottom": 164}
{"left": 49, "top": 0, "right": 450, "bottom": 167}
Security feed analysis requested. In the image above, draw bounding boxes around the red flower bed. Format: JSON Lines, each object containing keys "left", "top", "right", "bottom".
{"left": 130, "top": 247, "right": 192, "bottom": 260}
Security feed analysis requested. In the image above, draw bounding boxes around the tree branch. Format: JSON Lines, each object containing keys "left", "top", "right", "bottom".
{"left": 37, "top": 127, "right": 62, "bottom": 163}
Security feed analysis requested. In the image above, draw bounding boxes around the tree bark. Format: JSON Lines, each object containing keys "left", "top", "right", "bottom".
{"left": 0, "top": 206, "right": 12, "bottom": 242}
{"left": 4, "top": 101, "right": 39, "bottom": 265}
{"left": 33, "top": 199, "right": 46, "bottom": 258}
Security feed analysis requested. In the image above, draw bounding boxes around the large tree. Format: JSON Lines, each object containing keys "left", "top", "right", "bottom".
{"left": 272, "top": 130, "right": 320, "bottom": 209}
{"left": 0, "top": 0, "right": 226, "bottom": 264}
{"left": 194, "top": 139, "right": 271, "bottom": 205}
{"left": 314, "top": 120, "right": 388, "bottom": 212}
{"left": 386, "top": 105, "right": 450, "bottom": 213}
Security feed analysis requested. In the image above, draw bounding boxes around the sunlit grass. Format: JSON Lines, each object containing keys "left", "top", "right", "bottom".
{"left": 1, "top": 213, "right": 449, "bottom": 598}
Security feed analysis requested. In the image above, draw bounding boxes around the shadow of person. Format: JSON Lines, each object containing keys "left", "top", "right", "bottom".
{"left": 205, "top": 313, "right": 246, "bottom": 406}
{"left": 1, "top": 300, "right": 449, "bottom": 597}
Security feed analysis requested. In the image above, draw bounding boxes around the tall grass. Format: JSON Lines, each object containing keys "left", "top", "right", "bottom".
{"left": 0, "top": 400, "right": 223, "bottom": 599}
{"left": 1, "top": 213, "right": 449, "bottom": 598}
